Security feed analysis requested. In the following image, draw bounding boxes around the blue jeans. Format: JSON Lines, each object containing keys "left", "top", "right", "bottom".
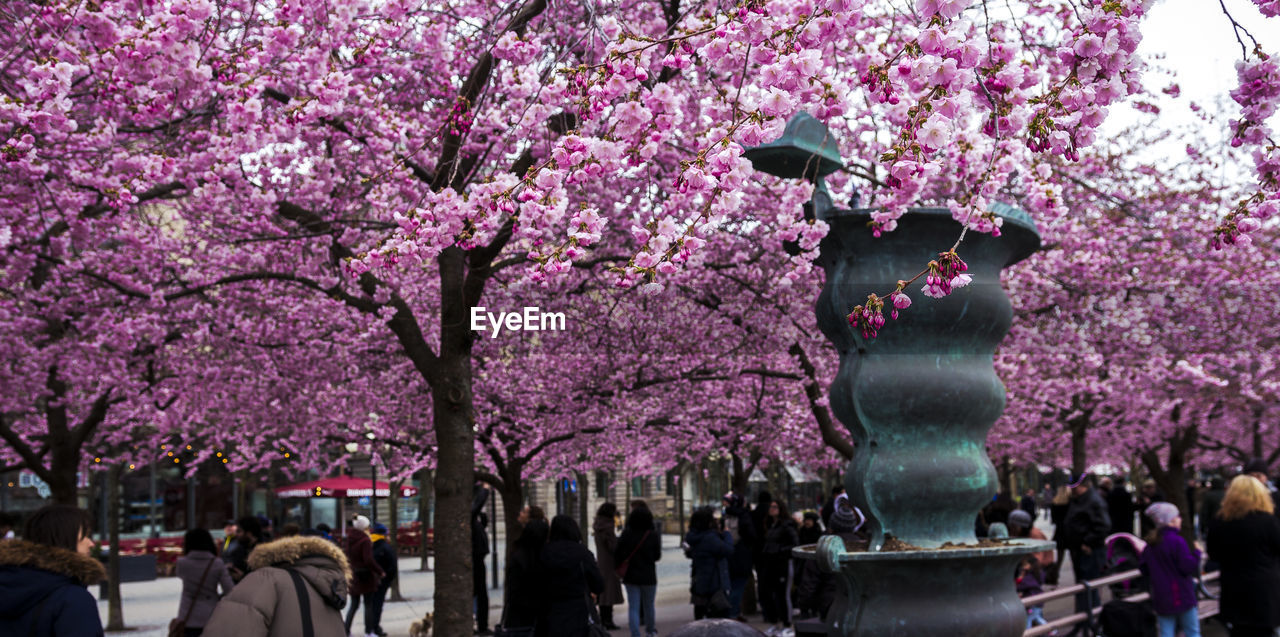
{"left": 1026, "top": 606, "right": 1047, "bottom": 629}
{"left": 625, "top": 583, "right": 657, "bottom": 637}
{"left": 1157, "top": 606, "right": 1200, "bottom": 637}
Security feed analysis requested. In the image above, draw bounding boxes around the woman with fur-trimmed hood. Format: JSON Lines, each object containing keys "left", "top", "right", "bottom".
{"left": 0, "top": 505, "right": 105, "bottom": 636}
{"left": 203, "top": 535, "right": 351, "bottom": 637}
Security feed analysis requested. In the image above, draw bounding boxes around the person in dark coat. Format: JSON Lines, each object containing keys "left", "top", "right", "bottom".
{"left": 1107, "top": 476, "right": 1135, "bottom": 535}
{"left": 541, "top": 515, "right": 605, "bottom": 637}
{"left": 369, "top": 523, "right": 398, "bottom": 637}
{"left": 343, "top": 515, "right": 386, "bottom": 636}
{"left": 685, "top": 507, "right": 733, "bottom": 620}
{"left": 1200, "top": 477, "right": 1226, "bottom": 571}
{"left": 794, "top": 495, "right": 866, "bottom": 622}
{"left": 1140, "top": 502, "right": 1202, "bottom": 637}
{"left": 615, "top": 507, "right": 661, "bottom": 637}
{"left": 721, "top": 492, "right": 757, "bottom": 620}
{"left": 500, "top": 519, "right": 548, "bottom": 633}
{"left": 472, "top": 486, "right": 492, "bottom": 635}
{"left": 1207, "top": 475, "right": 1280, "bottom": 637}
{"left": 1060, "top": 473, "right": 1111, "bottom": 613}
{"left": 759, "top": 500, "right": 800, "bottom": 631}
{"left": 0, "top": 505, "right": 104, "bottom": 637}
{"left": 176, "top": 528, "right": 235, "bottom": 636}
{"left": 222, "top": 514, "right": 262, "bottom": 583}
{"left": 592, "top": 502, "right": 623, "bottom": 630}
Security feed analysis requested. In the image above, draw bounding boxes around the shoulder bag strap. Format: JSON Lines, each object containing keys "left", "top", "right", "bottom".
{"left": 286, "top": 568, "right": 316, "bottom": 637}
{"left": 618, "top": 530, "right": 651, "bottom": 570}
{"left": 181, "top": 556, "right": 218, "bottom": 624}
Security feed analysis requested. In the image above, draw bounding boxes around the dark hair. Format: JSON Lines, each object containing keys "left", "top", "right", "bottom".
{"left": 689, "top": 507, "right": 715, "bottom": 532}
{"left": 629, "top": 499, "right": 649, "bottom": 511}
{"left": 516, "top": 519, "right": 549, "bottom": 552}
{"left": 769, "top": 500, "right": 791, "bottom": 523}
{"left": 526, "top": 505, "right": 546, "bottom": 522}
{"left": 757, "top": 491, "right": 773, "bottom": 505}
{"left": 183, "top": 528, "right": 218, "bottom": 555}
{"left": 236, "top": 515, "right": 262, "bottom": 540}
{"left": 549, "top": 515, "right": 582, "bottom": 543}
{"left": 626, "top": 506, "right": 654, "bottom": 532}
{"left": 315, "top": 523, "right": 332, "bottom": 534}
{"left": 831, "top": 485, "right": 845, "bottom": 495}
{"left": 23, "top": 505, "right": 93, "bottom": 552}
{"left": 279, "top": 523, "right": 301, "bottom": 538}
{"left": 596, "top": 502, "right": 617, "bottom": 519}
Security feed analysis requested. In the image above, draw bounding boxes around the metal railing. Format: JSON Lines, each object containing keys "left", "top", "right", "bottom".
{"left": 1022, "top": 569, "right": 1220, "bottom": 637}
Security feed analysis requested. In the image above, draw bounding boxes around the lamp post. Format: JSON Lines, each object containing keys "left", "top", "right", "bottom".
{"left": 745, "top": 113, "right": 1052, "bottom": 636}
{"left": 366, "top": 431, "right": 378, "bottom": 523}
{"left": 344, "top": 441, "right": 360, "bottom": 531}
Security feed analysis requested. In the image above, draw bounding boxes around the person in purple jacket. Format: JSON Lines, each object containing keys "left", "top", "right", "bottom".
{"left": 1140, "top": 502, "right": 1202, "bottom": 637}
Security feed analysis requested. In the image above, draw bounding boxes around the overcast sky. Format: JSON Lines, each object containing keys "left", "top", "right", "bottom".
{"left": 1102, "top": 0, "right": 1279, "bottom": 145}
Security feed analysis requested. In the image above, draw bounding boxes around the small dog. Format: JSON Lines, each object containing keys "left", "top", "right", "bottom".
{"left": 408, "top": 611, "right": 433, "bottom": 637}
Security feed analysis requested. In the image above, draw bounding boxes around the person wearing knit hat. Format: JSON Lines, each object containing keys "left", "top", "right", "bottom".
{"left": 826, "top": 495, "right": 864, "bottom": 534}
{"left": 1006, "top": 509, "right": 1055, "bottom": 569}
{"left": 1140, "top": 501, "right": 1202, "bottom": 637}
{"left": 344, "top": 513, "right": 386, "bottom": 636}
{"left": 1145, "top": 502, "right": 1180, "bottom": 528}
{"left": 794, "top": 495, "right": 864, "bottom": 622}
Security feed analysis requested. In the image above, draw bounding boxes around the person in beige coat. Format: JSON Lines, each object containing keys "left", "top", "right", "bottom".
{"left": 203, "top": 535, "right": 351, "bottom": 637}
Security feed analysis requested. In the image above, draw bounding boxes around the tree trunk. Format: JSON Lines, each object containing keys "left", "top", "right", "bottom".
{"left": 731, "top": 453, "right": 749, "bottom": 496}
{"left": 429, "top": 355, "right": 476, "bottom": 636}
{"left": 1142, "top": 418, "right": 1199, "bottom": 545}
{"left": 1070, "top": 419, "right": 1088, "bottom": 477}
{"left": 500, "top": 476, "right": 526, "bottom": 557}
{"left": 106, "top": 463, "right": 125, "bottom": 630}
{"left": 390, "top": 479, "right": 405, "bottom": 602}
{"left": 577, "top": 470, "right": 589, "bottom": 544}
{"left": 417, "top": 468, "right": 433, "bottom": 571}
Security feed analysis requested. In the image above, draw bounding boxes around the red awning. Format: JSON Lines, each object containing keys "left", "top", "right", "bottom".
{"left": 274, "top": 476, "right": 419, "bottom": 499}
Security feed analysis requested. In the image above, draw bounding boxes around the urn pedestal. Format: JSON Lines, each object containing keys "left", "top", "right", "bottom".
{"left": 805, "top": 205, "right": 1052, "bottom": 636}
{"left": 746, "top": 113, "right": 1052, "bottom": 636}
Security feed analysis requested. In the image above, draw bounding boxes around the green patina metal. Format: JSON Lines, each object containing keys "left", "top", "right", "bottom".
{"left": 750, "top": 113, "right": 1053, "bottom": 636}
{"left": 741, "top": 111, "right": 844, "bottom": 181}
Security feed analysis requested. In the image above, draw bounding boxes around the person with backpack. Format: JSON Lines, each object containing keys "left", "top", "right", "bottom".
{"left": 203, "top": 535, "right": 351, "bottom": 636}
{"left": 615, "top": 506, "right": 661, "bottom": 637}
{"left": 0, "top": 505, "right": 104, "bottom": 636}
{"left": 1140, "top": 502, "right": 1201, "bottom": 637}
{"left": 174, "top": 528, "right": 235, "bottom": 636}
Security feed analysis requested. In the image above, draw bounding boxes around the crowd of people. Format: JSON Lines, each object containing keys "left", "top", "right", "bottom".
{"left": 2, "top": 465, "right": 1278, "bottom": 637}
{"left": 991, "top": 463, "right": 1280, "bottom": 637}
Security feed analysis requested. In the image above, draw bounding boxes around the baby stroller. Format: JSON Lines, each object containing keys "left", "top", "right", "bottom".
{"left": 1102, "top": 533, "right": 1148, "bottom": 597}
